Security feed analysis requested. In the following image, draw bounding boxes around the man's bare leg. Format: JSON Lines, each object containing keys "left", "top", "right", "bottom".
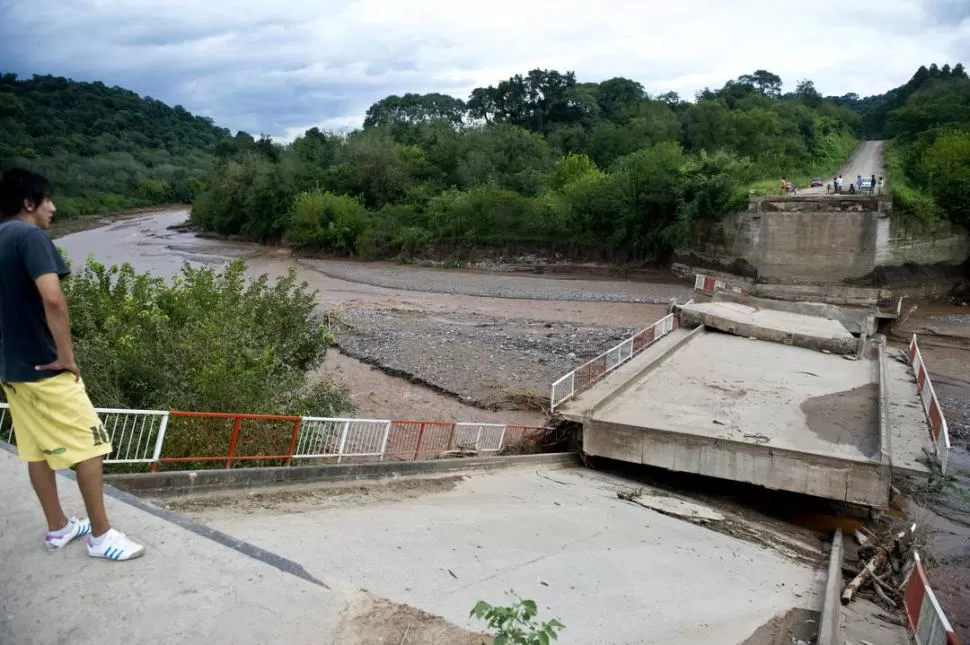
{"left": 74, "top": 456, "right": 111, "bottom": 536}
{"left": 27, "top": 460, "right": 69, "bottom": 531}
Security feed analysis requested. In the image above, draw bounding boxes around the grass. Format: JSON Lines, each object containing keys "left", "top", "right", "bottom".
{"left": 748, "top": 132, "right": 858, "bottom": 196}
{"left": 884, "top": 143, "right": 942, "bottom": 227}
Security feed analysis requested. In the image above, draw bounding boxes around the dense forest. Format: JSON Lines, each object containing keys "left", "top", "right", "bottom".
{"left": 838, "top": 63, "right": 970, "bottom": 227}
{"left": 191, "top": 69, "right": 861, "bottom": 261}
{"left": 2, "top": 64, "right": 967, "bottom": 260}
{"left": 0, "top": 74, "right": 245, "bottom": 216}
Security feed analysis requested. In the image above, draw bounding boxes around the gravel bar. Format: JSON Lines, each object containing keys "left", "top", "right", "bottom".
{"left": 335, "top": 308, "right": 639, "bottom": 409}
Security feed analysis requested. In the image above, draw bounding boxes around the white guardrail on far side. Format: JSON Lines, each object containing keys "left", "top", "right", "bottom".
{"left": 0, "top": 403, "right": 170, "bottom": 465}
{"left": 909, "top": 335, "right": 952, "bottom": 476}
{"left": 550, "top": 313, "right": 678, "bottom": 411}
{"left": 693, "top": 273, "right": 749, "bottom": 296}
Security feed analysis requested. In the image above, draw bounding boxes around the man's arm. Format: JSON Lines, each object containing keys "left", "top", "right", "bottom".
{"left": 34, "top": 273, "right": 80, "bottom": 380}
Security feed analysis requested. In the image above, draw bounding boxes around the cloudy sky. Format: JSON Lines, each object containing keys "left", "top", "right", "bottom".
{"left": 1, "top": 0, "right": 968, "bottom": 140}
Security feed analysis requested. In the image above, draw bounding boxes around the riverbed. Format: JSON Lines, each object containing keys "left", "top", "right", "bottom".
{"left": 55, "top": 209, "right": 686, "bottom": 422}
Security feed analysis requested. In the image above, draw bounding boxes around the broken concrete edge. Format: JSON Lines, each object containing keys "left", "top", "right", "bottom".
{"left": 711, "top": 291, "right": 876, "bottom": 334}
{"left": 817, "top": 528, "right": 844, "bottom": 645}
{"left": 677, "top": 310, "right": 856, "bottom": 355}
{"left": 0, "top": 440, "right": 329, "bottom": 589}
{"left": 104, "top": 452, "right": 582, "bottom": 496}
{"left": 585, "top": 420, "right": 891, "bottom": 507}
{"left": 584, "top": 324, "right": 706, "bottom": 421}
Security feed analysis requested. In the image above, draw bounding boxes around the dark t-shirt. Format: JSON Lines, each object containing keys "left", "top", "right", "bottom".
{"left": 0, "top": 219, "right": 71, "bottom": 382}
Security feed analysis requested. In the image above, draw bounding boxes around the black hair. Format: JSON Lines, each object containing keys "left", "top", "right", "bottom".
{"left": 0, "top": 168, "right": 54, "bottom": 218}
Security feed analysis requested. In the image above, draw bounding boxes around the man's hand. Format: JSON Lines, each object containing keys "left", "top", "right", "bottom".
{"left": 35, "top": 359, "right": 80, "bottom": 382}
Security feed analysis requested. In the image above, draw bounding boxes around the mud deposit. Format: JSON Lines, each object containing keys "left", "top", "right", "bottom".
{"left": 800, "top": 383, "right": 879, "bottom": 458}
{"left": 335, "top": 308, "right": 639, "bottom": 409}
{"left": 334, "top": 593, "right": 487, "bottom": 645}
{"left": 161, "top": 475, "right": 466, "bottom": 515}
{"left": 736, "top": 608, "right": 819, "bottom": 645}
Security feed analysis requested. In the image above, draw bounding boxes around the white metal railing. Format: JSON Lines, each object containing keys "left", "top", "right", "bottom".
{"left": 0, "top": 402, "right": 169, "bottom": 464}
{"left": 550, "top": 313, "right": 678, "bottom": 410}
{"left": 909, "top": 336, "right": 952, "bottom": 475}
{"left": 453, "top": 423, "right": 506, "bottom": 453}
{"left": 294, "top": 417, "right": 392, "bottom": 463}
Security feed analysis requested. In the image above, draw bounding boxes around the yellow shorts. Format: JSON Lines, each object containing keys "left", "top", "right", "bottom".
{"left": 1, "top": 372, "right": 112, "bottom": 470}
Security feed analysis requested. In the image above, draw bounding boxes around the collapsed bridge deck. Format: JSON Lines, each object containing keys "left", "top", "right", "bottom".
{"left": 557, "top": 301, "right": 937, "bottom": 507}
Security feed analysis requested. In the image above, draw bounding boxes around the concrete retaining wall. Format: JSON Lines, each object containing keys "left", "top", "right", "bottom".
{"left": 583, "top": 421, "right": 890, "bottom": 507}
{"left": 106, "top": 453, "right": 580, "bottom": 496}
{"left": 877, "top": 217, "right": 969, "bottom": 267}
{"left": 682, "top": 197, "right": 967, "bottom": 288}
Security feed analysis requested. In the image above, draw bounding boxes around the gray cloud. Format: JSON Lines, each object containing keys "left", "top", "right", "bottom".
{"left": 1, "top": 0, "right": 967, "bottom": 140}
{"left": 926, "top": 0, "right": 970, "bottom": 23}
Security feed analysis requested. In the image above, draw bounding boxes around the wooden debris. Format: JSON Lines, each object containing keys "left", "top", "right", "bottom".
{"left": 842, "top": 549, "right": 888, "bottom": 604}
{"left": 840, "top": 523, "right": 921, "bottom": 609}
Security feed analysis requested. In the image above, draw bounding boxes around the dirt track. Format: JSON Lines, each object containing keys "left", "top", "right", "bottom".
{"left": 799, "top": 140, "right": 887, "bottom": 195}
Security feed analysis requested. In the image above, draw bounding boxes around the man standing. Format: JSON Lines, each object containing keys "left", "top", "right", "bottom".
{"left": 0, "top": 168, "right": 145, "bottom": 561}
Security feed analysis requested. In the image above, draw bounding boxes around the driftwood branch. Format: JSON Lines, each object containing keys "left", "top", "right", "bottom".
{"left": 842, "top": 549, "right": 888, "bottom": 604}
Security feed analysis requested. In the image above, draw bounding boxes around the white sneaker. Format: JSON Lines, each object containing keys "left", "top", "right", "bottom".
{"left": 45, "top": 517, "right": 92, "bottom": 550}
{"left": 86, "top": 529, "right": 146, "bottom": 561}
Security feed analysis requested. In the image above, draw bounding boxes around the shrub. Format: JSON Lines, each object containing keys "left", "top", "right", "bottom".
{"left": 63, "top": 256, "right": 351, "bottom": 416}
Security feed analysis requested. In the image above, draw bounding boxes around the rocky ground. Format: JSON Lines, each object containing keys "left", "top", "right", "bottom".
{"left": 334, "top": 308, "right": 640, "bottom": 410}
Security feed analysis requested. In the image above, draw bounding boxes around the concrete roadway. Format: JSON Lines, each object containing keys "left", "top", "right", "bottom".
{"left": 0, "top": 447, "right": 350, "bottom": 645}
{"left": 2, "top": 443, "right": 824, "bottom": 645}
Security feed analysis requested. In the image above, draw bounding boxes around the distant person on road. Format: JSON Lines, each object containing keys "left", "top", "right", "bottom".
{"left": 856, "top": 175, "right": 863, "bottom": 191}
{"left": 837, "top": 175, "right": 844, "bottom": 193}
{"left": 780, "top": 177, "right": 788, "bottom": 196}
{"left": 878, "top": 177, "right": 885, "bottom": 195}
{"left": 0, "top": 168, "right": 145, "bottom": 562}
{"left": 870, "top": 174, "right": 876, "bottom": 196}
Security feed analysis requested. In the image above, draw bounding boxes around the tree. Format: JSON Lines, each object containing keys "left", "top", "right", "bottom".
{"left": 738, "top": 70, "right": 783, "bottom": 97}
{"left": 794, "top": 79, "right": 823, "bottom": 108}
{"left": 595, "top": 77, "right": 645, "bottom": 123}
{"left": 363, "top": 93, "right": 466, "bottom": 130}
{"left": 466, "top": 69, "right": 583, "bottom": 133}
{"left": 922, "top": 131, "right": 970, "bottom": 226}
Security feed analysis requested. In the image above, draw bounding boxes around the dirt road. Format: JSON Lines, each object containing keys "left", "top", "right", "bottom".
{"left": 799, "top": 140, "right": 887, "bottom": 195}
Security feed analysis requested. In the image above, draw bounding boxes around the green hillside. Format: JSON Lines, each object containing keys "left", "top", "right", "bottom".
{"left": 0, "top": 73, "right": 246, "bottom": 217}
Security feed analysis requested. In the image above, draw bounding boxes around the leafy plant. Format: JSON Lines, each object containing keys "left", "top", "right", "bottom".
{"left": 470, "top": 592, "right": 565, "bottom": 645}
{"left": 62, "top": 256, "right": 351, "bottom": 418}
